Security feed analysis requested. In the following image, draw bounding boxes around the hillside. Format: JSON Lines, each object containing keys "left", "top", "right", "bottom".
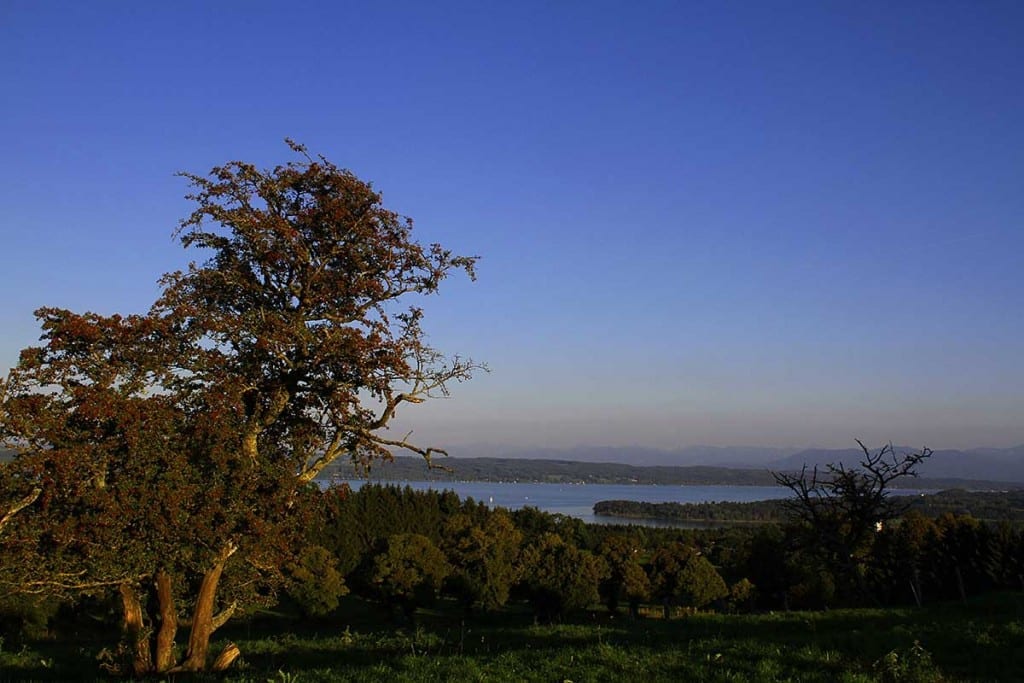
{"left": 6, "top": 445, "right": 1021, "bottom": 488}
{"left": 324, "top": 455, "right": 782, "bottom": 486}
{"left": 770, "top": 445, "right": 1024, "bottom": 484}
{"left": 323, "top": 455, "right": 1016, "bottom": 490}
{"left": 401, "top": 443, "right": 1024, "bottom": 484}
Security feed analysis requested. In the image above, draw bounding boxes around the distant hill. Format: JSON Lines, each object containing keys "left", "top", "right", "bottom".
{"left": 444, "top": 444, "right": 1024, "bottom": 483}
{"left": 5, "top": 442, "right": 1022, "bottom": 487}
{"left": 321, "top": 455, "right": 1017, "bottom": 490}
{"left": 769, "top": 445, "right": 1024, "bottom": 484}
{"left": 431, "top": 443, "right": 1024, "bottom": 485}
{"left": 448, "top": 445, "right": 802, "bottom": 468}
{"left": 324, "top": 456, "right": 783, "bottom": 486}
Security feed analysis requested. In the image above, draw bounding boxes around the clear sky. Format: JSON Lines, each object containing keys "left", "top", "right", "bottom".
{"left": 2, "top": 1, "right": 1022, "bottom": 453}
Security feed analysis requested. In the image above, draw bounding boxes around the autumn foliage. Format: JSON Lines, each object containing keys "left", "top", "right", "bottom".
{"left": 0, "top": 141, "right": 479, "bottom": 673}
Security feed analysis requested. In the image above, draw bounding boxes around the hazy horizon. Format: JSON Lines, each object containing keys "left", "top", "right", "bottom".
{"left": 2, "top": 3, "right": 1022, "bottom": 453}
{"left": 388, "top": 413, "right": 1024, "bottom": 455}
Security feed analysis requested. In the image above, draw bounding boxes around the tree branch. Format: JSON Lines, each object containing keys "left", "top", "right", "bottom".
{"left": 210, "top": 601, "right": 237, "bottom": 633}
{"left": 0, "top": 486, "right": 41, "bottom": 535}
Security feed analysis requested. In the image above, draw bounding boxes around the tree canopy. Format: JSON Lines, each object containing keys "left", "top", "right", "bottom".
{"left": 0, "top": 141, "right": 480, "bottom": 673}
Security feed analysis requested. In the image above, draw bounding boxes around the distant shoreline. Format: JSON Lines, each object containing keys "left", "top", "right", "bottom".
{"left": 4, "top": 447, "right": 1018, "bottom": 491}
{"left": 594, "top": 488, "right": 1024, "bottom": 524}
{"left": 322, "top": 455, "right": 1023, "bottom": 491}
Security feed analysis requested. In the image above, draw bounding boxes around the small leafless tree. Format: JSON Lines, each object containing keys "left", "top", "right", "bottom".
{"left": 773, "top": 440, "right": 932, "bottom": 602}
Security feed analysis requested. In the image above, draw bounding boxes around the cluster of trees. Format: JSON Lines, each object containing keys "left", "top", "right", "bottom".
{"left": 719, "top": 443, "right": 1024, "bottom": 610}
{"left": 287, "top": 484, "right": 734, "bottom": 624}
{"left": 596, "top": 487, "right": 1024, "bottom": 526}
{"left": 718, "top": 508, "right": 1024, "bottom": 611}
{"left": 273, "top": 476, "right": 1024, "bottom": 621}
{"left": 594, "top": 498, "right": 786, "bottom": 522}
{"left": 5, "top": 471, "right": 1024, "bottom": 670}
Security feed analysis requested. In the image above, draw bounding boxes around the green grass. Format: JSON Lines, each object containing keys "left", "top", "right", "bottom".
{"left": 3, "top": 594, "right": 1023, "bottom": 681}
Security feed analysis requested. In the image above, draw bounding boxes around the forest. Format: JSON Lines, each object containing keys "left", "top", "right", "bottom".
{"left": 3, "top": 482, "right": 1024, "bottom": 680}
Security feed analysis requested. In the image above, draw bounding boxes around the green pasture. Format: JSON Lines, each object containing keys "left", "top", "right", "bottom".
{"left": 3, "top": 592, "right": 1022, "bottom": 682}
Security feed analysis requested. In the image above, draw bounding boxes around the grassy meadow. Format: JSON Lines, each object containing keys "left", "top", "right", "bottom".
{"left": 3, "top": 592, "right": 1022, "bottom": 682}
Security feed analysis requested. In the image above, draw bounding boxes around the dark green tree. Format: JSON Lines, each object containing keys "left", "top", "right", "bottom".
{"left": 727, "top": 578, "right": 757, "bottom": 613}
{"left": 597, "top": 534, "right": 648, "bottom": 616}
{"left": 285, "top": 545, "right": 349, "bottom": 618}
{"left": 870, "top": 510, "right": 936, "bottom": 606}
{"left": 442, "top": 510, "right": 523, "bottom": 612}
{"left": 621, "top": 560, "right": 653, "bottom": 619}
{"left": 371, "top": 533, "right": 450, "bottom": 622}
{"left": 926, "top": 513, "right": 993, "bottom": 602}
{"left": 518, "top": 533, "right": 606, "bottom": 622}
{"left": 650, "top": 542, "right": 728, "bottom": 618}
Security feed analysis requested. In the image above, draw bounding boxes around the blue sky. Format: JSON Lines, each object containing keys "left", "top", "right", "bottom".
{"left": 2, "top": 1, "right": 1022, "bottom": 452}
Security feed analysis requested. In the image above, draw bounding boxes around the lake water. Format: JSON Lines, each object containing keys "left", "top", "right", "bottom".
{"left": 335, "top": 480, "right": 791, "bottom": 527}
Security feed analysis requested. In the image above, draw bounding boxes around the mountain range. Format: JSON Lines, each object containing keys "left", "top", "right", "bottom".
{"left": 446, "top": 444, "right": 1024, "bottom": 484}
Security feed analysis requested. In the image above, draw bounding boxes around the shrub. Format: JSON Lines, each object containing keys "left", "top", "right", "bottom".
{"left": 873, "top": 641, "right": 944, "bottom": 683}
{"left": 0, "top": 594, "right": 60, "bottom": 641}
{"left": 728, "top": 578, "right": 757, "bottom": 613}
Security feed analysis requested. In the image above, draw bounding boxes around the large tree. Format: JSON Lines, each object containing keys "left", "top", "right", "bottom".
{"left": 370, "top": 533, "right": 450, "bottom": 623}
{"left": 0, "top": 141, "right": 480, "bottom": 673}
{"left": 596, "top": 534, "right": 648, "bottom": 616}
{"left": 441, "top": 510, "right": 523, "bottom": 612}
{"left": 649, "top": 542, "right": 728, "bottom": 618}
{"left": 518, "top": 532, "right": 606, "bottom": 622}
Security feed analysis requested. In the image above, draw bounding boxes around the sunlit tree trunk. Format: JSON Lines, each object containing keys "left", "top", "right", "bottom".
{"left": 153, "top": 570, "right": 177, "bottom": 672}
{"left": 177, "top": 545, "right": 236, "bottom": 671}
{"left": 118, "top": 582, "right": 152, "bottom": 676}
{"left": 179, "top": 563, "right": 224, "bottom": 670}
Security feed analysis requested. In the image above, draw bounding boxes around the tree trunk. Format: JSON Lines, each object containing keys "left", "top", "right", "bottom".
{"left": 955, "top": 565, "right": 968, "bottom": 605}
{"left": 177, "top": 547, "right": 233, "bottom": 671}
{"left": 909, "top": 567, "right": 922, "bottom": 608}
{"left": 153, "top": 570, "right": 178, "bottom": 672}
{"left": 119, "top": 582, "right": 152, "bottom": 676}
{"left": 212, "top": 642, "right": 241, "bottom": 671}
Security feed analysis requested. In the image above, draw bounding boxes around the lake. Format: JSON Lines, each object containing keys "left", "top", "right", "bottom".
{"left": 334, "top": 480, "right": 791, "bottom": 527}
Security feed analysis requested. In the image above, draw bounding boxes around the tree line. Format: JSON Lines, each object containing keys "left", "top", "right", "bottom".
{"left": 299, "top": 479, "right": 1024, "bottom": 614}
{"left": 4, "top": 477, "right": 1023, "bottom": 671}
{"left": 595, "top": 488, "right": 1024, "bottom": 525}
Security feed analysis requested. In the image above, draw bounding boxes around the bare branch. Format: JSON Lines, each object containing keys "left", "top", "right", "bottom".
{"left": 772, "top": 440, "right": 932, "bottom": 601}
